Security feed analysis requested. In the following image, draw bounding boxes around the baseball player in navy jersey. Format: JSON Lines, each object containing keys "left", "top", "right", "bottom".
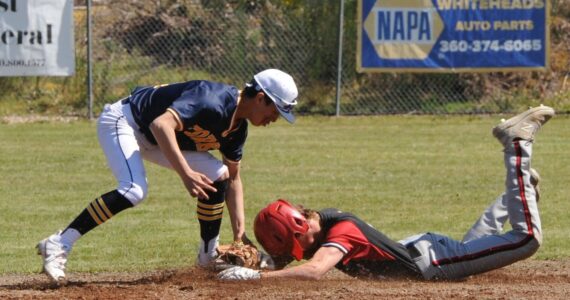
{"left": 36, "top": 69, "right": 299, "bottom": 283}
{"left": 218, "top": 105, "right": 555, "bottom": 281}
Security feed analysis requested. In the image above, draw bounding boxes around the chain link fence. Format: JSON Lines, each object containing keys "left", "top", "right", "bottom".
{"left": 7, "top": 0, "right": 565, "bottom": 117}
{"left": 91, "top": 0, "right": 474, "bottom": 115}
{"left": 88, "top": 1, "right": 313, "bottom": 114}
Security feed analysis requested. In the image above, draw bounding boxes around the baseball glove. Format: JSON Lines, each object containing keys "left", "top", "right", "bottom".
{"left": 216, "top": 242, "right": 260, "bottom": 269}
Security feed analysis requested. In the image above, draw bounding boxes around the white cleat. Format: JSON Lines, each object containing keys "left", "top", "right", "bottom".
{"left": 195, "top": 236, "right": 233, "bottom": 270}
{"left": 197, "top": 251, "right": 218, "bottom": 268}
{"left": 196, "top": 236, "right": 219, "bottom": 269}
{"left": 492, "top": 105, "right": 555, "bottom": 147}
{"left": 196, "top": 251, "right": 234, "bottom": 271}
{"left": 36, "top": 231, "right": 70, "bottom": 283}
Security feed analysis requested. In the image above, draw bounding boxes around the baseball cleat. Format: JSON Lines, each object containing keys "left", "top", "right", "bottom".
{"left": 195, "top": 237, "right": 235, "bottom": 271}
{"left": 196, "top": 252, "right": 233, "bottom": 271}
{"left": 196, "top": 237, "right": 220, "bottom": 269}
{"left": 197, "top": 251, "right": 218, "bottom": 267}
{"left": 196, "top": 250, "right": 236, "bottom": 271}
{"left": 530, "top": 168, "right": 541, "bottom": 203}
{"left": 36, "top": 231, "right": 70, "bottom": 283}
{"left": 492, "top": 105, "right": 555, "bottom": 147}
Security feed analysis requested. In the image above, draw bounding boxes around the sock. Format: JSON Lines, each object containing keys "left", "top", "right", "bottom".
{"left": 59, "top": 228, "right": 81, "bottom": 250}
{"left": 199, "top": 235, "right": 220, "bottom": 259}
{"left": 64, "top": 190, "right": 134, "bottom": 235}
{"left": 197, "top": 180, "right": 228, "bottom": 254}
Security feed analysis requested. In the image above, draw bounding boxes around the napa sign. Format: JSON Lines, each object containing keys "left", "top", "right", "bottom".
{"left": 357, "top": 0, "right": 549, "bottom": 72}
{"left": 0, "top": 0, "right": 74, "bottom": 76}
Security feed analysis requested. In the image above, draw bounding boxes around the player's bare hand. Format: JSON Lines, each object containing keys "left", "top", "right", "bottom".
{"left": 239, "top": 234, "right": 255, "bottom": 247}
{"left": 184, "top": 171, "right": 216, "bottom": 199}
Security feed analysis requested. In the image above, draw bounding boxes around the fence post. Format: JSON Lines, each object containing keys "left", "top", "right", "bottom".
{"left": 86, "top": 0, "right": 93, "bottom": 119}
{"left": 335, "top": 0, "right": 345, "bottom": 117}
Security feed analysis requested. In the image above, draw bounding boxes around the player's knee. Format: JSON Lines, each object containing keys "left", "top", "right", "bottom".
{"left": 216, "top": 166, "right": 230, "bottom": 181}
{"left": 529, "top": 237, "right": 541, "bottom": 257}
{"left": 532, "top": 233, "right": 543, "bottom": 248}
{"left": 119, "top": 182, "right": 148, "bottom": 206}
{"left": 521, "top": 236, "right": 541, "bottom": 260}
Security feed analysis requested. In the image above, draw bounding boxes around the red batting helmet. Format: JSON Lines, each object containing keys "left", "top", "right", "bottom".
{"left": 254, "top": 199, "right": 309, "bottom": 260}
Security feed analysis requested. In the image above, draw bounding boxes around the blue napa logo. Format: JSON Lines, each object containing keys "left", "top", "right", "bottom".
{"left": 375, "top": 9, "right": 433, "bottom": 43}
{"left": 363, "top": 0, "right": 444, "bottom": 60}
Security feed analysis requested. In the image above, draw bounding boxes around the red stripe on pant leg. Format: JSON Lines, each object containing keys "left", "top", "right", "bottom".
{"left": 514, "top": 141, "right": 534, "bottom": 236}
{"left": 431, "top": 235, "right": 534, "bottom": 266}
{"left": 432, "top": 141, "right": 534, "bottom": 267}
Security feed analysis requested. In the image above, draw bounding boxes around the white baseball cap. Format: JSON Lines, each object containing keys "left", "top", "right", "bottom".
{"left": 252, "top": 69, "right": 299, "bottom": 123}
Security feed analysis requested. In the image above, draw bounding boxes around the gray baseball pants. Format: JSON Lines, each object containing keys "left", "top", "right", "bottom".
{"left": 400, "top": 140, "right": 541, "bottom": 280}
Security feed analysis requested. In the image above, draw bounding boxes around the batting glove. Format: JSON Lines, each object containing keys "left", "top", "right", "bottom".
{"left": 218, "top": 266, "right": 261, "bottom": 280}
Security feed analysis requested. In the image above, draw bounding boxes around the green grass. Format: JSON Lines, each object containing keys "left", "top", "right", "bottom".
{"left": 1, "top": 115, "right": 569, "bottom": 275}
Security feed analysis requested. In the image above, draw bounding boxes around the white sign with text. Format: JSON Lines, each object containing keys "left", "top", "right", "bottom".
{"left": 0, "top": 0, "right": 74, "bottom": 76}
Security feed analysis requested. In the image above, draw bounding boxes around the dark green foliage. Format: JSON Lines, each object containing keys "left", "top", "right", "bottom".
{"left": 0, "top": 1, "right": 568, "bottom": 116}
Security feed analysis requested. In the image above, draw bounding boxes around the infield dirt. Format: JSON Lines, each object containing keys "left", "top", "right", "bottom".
{"left": 1, "top": 259, "right": 569, "bottom": 299}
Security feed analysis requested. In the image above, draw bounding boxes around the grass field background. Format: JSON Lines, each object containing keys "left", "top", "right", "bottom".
{"left": 1, "top": 115, "right": 569, "bottom": 275}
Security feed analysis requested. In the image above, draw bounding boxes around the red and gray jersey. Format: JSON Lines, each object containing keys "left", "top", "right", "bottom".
{"left": 127, "top": 80, "right": 247, "bottom": 162}
{"left": 318, "top": 208, "right": 421, "bottom": 278}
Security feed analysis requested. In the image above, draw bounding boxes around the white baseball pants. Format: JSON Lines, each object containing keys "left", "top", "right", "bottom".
{"left": 97, "top": 99, "right": 228, "bottom": 205}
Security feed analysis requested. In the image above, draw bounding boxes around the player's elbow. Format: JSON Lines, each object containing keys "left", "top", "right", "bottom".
{"left": 309, "top": 271, "right": 326, "bottom": 280}
{"left": 149, "top": 118, "right": 168, "bottom": 133}
{"left": 150, "top": 112, "right": 179, "bottom": 134}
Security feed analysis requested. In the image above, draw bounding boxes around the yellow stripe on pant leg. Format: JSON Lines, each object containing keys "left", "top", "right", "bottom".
{"left": 197, "top": 201, "right": 224, "bottom": 210}
{"left": 197, "top": 213, "right": 223, "bottom": 221}
{"left": 91, "top": 200, "right": 109, "bottom": 222}
{"left": 197, "top": 207, "right": 224, "bottom": 215}
{"left": 87, "top": 204, "right": 103, "bottom": 225}
{"left": 97, "top": 197, "right": 114, "bottom": 218}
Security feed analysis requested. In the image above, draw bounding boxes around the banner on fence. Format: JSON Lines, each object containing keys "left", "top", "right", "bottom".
{"left": 0, "top": 0, "right": 74, "bottom": 76}
{"left": 357, "top": 0, "right": 549, "bottom": 73}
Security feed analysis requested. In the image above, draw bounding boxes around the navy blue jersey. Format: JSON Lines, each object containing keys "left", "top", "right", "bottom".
{"left": 128, "top": 80, "right": 248, "bottom": 162}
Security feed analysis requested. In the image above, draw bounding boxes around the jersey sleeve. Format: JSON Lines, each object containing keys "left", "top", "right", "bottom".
{"left": 321, "top": 221, "right": 364, "bottom": 259}
{"left": 219, "top": 122, "right": 248, "bottom": 162}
